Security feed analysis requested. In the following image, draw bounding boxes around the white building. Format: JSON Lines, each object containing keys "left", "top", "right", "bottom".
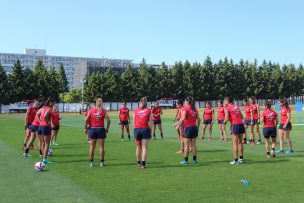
{"left": 0, "top": 48, "right": 133, "bottom": 89}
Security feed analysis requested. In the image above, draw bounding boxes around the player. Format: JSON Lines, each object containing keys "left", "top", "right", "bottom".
{"left": 249, "top": 97, "right": 262, "bottom": 144}
{"left": 133, "top": 97, "right": 152, "bottom": 169}
{"left": 276, "top": 98, "right": 294, "bottom": 153}
{"left": 174, "top": 100, "right": 184, "bottom": 153}
{"left": 151, "top": 101, "right": 164, "bottom": 139}
{"left": 84, "top": 105, "right": 91, "bottom": 143}
{"left": 200, "top": 101, "right": 214, "bottom": 140}
{"left": 36, "top": 98, "right": 56, "bottom": 164}
{"left": 22, "top": 101, "right": 39, "bottom": 150}
{"left": 217, "top": 100, "right": 227, "bottom": 141}
{"left": 224, "top": 97, "right": 245, "bottom": 165}
{"left": 119, "top": 102, "right": 131, "bottom": 142}
{"left": 51, "top": 106, "right": 61, "bottom": 146}
{"left": 261, "top": 100, "right": 278, "bottom": 158}
{"left": 243, "top": 98, "right": 253, "bottom": 144}
{"left": 85, "top": 98, "right": 111, "bottom": 167}
{"left": 175, "top": 96, "right": 200, "bottom": 165}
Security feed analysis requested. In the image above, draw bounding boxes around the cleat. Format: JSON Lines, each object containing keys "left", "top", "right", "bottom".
{"left": 230, "top": 160, "right": 239, "bottom": 165}
{"left": 271, "top": 151, "right": 276, "bottom": 157}
{"left": 121, "top": 139, "right": 124, "bottom": 142}
{"left": 224, "top": 138, "right": 228, "bottom": 142}
{"left": 23, "top": 153, "right": 31, "bottom": 157}
{"left": 192, "top": 160, "right": 198, "bottom": 164}
{"left": 267, "top": 155, "right": 270, "bottom": 159}
{"left": 89, "top": 162, "right": 93, "bottom": 167}
{"left": 53, "top": 143, "right": 59, "bottom": 146}
{"left": 257, "top": 141, "right": 262, "bottom": 145}
{"left": 22, "top": 146, "right": 27, "bottom": 150}
{"left": 137, "top": 164, "right": 141, "bottom": 168}
{"left": 100, "top": 162, "right": 105, "bottom": 167}
{"left": 43, "top": 159, "right": 52, "bottom": 164}
{"left": 238, "top": 159, "right": 244, "bottom": 164}
{"left": 140, "top": 165, "right": 146, "bottom": 169}
{"left": 276, "top": 149, "right": 285, "bottom": 153}
{"left": 180, "top": 160, "right": 189, "bottom": 165}
{"left": 285, "top": 149, "right": 294, "bottom": 154}
{"left": 247, "top": 141, "right": 251, "bottom": 144}
{"left": 242, "top": 141, "right": 247, "bottom": 144}
{"left": 251, "top": 141, "right": 255, "bottom": 145}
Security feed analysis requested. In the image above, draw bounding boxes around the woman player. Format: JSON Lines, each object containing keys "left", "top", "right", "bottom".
{"left": 243, "top": 98, "right": 253, "bottom": 144}
{"left": 133, "top": 97, "right": 152, "bottom": 169}
{"left": 119, "top": 102, "right": 131, "bottom": 142}
{"left": 224, "top": 97, "right": 245, "bottom": 165}
{"left": 151, "top": 101, "right": 164, "bottom": 139}
{"left": 51, "top": 106, "right": 62, "bottom": 146}
{"left": 200, "top": 101, "right": 214, "bottom": 140}
{"left": 276, "top": 98, "right": 294, "bottom": 153}
{"left": 249, "top": 97, "right": 262, "bottom": 144}
{"left": 174, "top": 100, "right": 184, "bottom": 153}
{"left": 217, "top": 101, "right": 227, "bottom": 141}
{"left": 23, "top": 101, "right": 39, "bottom": 150}
{"left": 175, "top": 96, "right": 200, "bottom": 165}
{"left": 261, "top": 100, "right": 278, "bottom": 158}
{"left": 36, "top": 98, "right": 56, "bottom": 164}
{"left": 85, "top": 98, "right": 111, "bottom": 167}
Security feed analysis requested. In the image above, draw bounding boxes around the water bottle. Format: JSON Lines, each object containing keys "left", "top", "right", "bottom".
{"left": 241, "top": 180, "right": 250, "bottom": 185}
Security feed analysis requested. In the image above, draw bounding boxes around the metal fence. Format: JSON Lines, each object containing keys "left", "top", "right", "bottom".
{"left": 1, "top": 96, "right": 303, "bottom": 113}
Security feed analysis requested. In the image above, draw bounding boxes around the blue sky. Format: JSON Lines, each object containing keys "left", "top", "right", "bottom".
{"left": 0, "top": 0, "right": 303, "bottom": 65}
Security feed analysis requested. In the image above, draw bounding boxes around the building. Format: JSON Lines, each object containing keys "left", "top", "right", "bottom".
{"left": 0, "top": 48, "right": 133, "bottom": 89}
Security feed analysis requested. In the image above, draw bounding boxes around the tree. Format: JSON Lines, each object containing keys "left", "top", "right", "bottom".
{"left": 23, "top": 67, "right": 37, "bottom": 100}
{"left": 58, "top": 63, "right": 69, "bottom": 94}
{"left": 33, "top": 59, "right": 48, "bottom": 99}
{"left": 157, "top": 62, "right": 173, "bottom": 98}
{"left": 9, "top": 59, "right": 25, "bottom": 102}
{"left": 171, "top": 61, "right": 184, "bottom": 99}
{"left": 0, "top": 63, "right": 10, "bottom": 104}
{"left": 64, "top": 88, "right": 82, "bottom": 103}
{"left": 120, "top": 65, "right": 140, "bottom": 101}
{"left": 47, "top": 66, "right": 61, "bottom": 101}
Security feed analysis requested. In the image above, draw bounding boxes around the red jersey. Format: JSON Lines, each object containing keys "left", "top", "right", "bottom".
{"left": 280, "top": 107, "right": 291, "bottom": 124}
{"left": 244, "top": 105, "right": 252, "bottom": 120}
{"left": 183, "top": 105, "right": 199, "bottom": 127}
{"left": 227, "top": 104, "right": 244, "bottom": 125}
{"left": 119, "top": 107, "right": 129, "bottom": 121}
{"left": 32, "top": 109, "right": 41, "bottom": 126}
{"left": 177, "top": 107, "right": 183, "bottom": 120}
{"left": 134, "top": 108, "right": 151, "bottom": 128}
{"left": 51, "top": 111, "right": 60, "bottom": 126}
{"left": 203, "top": 108, "right": 213, "bottom": 120}
{"left": 26, "top": 106, "right": 36, "bottom": 124}
{"left": 262, "top": 109, "right": 277, "bottom": 128}
{"left": 151, "top": 107, "right": 162, "bottom": 121}
{"left": 251, "top": 104, "right": 259, "bottom": 119}
{"left": 89, "top": 107, "right": 106, "bottom": 128}
{"left": 39, "top": 106, "right": 52, "bottom": 127}
{"left": 217, "top": 106, "right": 225, "bottom": 120}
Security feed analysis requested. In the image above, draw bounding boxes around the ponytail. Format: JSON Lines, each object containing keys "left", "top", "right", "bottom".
{"left": 279, "top": 98, "right": 290, "bottom": 109}
{"left": 225, "top": 96, "right": 233, "bottom": 104}
{"left": 96, "top": 98, "right": 103, "bottom": 111}
{"left": 186, "top": 96, "right": 195, "bottom": 110}
{"left": 140, "top": 97, "right": 148, "bottom": 108}
{"left": 265, "top": 99, "right": 272, "bottom": 109}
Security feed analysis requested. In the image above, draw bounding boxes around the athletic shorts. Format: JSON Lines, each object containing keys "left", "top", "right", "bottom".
{"left": 38, "top": 126, "right": 51, "bottom": 136}
{"left": 89, "top": 127, "right": 106, "bottom": 139}
{"left": 183, "top": 126, "right": 198, "bottom": 139}
{"left": 26, "top": 123, "right": 31, "bottom": 130}
{"left": 120, "top": 121, "right": 129, "bottom": 126}
{"left": 231, "top": 124, "right": 245, "bottom": 135}
{"left": 217, "top": 120, "right": 224, "bottom": 124}
{"left": 253, "top": 119, "right": 259, "bottom": 125}
{"left": 134, "top": 128, "right": 151, "bottom": 140}
{"left": 203, "top": 119, "right": 212, "bottom": 125}
{"left": 263, "top": 127, "right": 277, "bottom": 138}
{"left": 30, "top": 125, "right": 39, "bottom": 133}
{"left": 244, "top": 119, "right": 253, "bottom": 126}
{"left": 152, "top": 120, "right": 161, "bottom": 125}
{"left": 52, "top": 125, "right": 60, "bottom": 131}
{"left": 279, "top": 123, "right": 292, "bottom": 131}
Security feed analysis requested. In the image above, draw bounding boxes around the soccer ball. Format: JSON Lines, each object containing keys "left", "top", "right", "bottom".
{"left": 34, "top": 162, "right": 45, "bottom": 171}
{"left": 48, "top": 148, "right": 53, "bottom": 156}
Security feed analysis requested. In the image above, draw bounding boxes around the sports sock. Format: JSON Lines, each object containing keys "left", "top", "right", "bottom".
{"left": 25, "top": 148, "right": 29, "bottom": 153}
{"left": 240, "top": 156, "right": 243, "bottom": 160}
{"left": 100, "top": 160, "right": 104, "bottom": 163}
{"left": 141, "top": 161, "right": 146, "bottom": 166}
{"left": 137, "top": 160, "right": 141, "bottom": 164}
{"left": 234, "top": 158, "right": 238, "bottom": 162}
{"left": 39, "top": 150, "right": 42, "bottom": 156}
{"left": 244, "top": 138, "right": 247, "bottom": 142}
{"left": 90, "top": 159, "right": 93, "bottom": 162}
{"left": 161, "top": 133, "right": 163, "bottom": 138}
{"left": 193, "top": 156, "right": 197, "bottom": 161}
{"left": 23, "top": 143, "right": 26, "bottom": 147}
{"left": 272, "top": 148, "right": 275, "bottom": 151}
{"left": 267, "top": 152, "right": 270, "bottom": 155}
{"left": 128, "top": 135, "right": 131, "bottom": 139}
{"left": 184, "top": 157, "right": 188, "bottom": 162}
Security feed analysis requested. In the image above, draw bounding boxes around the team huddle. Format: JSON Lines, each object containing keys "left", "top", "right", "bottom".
{"left": 22, "top": 96, "right": 294, "bottom": 168}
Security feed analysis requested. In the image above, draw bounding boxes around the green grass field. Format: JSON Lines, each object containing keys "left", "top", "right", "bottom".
{"left": 0, "top": 112, "right": 303, "bottom": 203}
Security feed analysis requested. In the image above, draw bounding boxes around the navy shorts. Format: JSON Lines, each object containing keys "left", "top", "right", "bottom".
{"left": 183, "top": 126, "right": 198, "bottom": 139}
{"left": 153, "top": 120, "right": 161, "bottom": 125}
{"left": 30, "top": 125, "right": 39, "bottom": 133}
{"left": 134, "top": 128, "right": 151, "bottom": 140}
{"left": 244, "top": 119, "right": 252, "bottom": 126}
{"left": 203, "top": 119, "right": 212, "bottom": 125}
{"left": 26, "top": 123, "right": 31, "bottom": 130}
{"left": 120, "top": 121, "right": 129, "bottom": 126}
{"left": 231, "top": 124, "right": 245, "bottom": 135}
{"left": 263, "top": 127, "right": 277, "bottom": 138}
{"left": 217, "top": 120, "right": 224, "bottom": 124}
{"left": 52, "top": 125, "right": 60, "bottom": 131}
{"left": 279, "top": 123, "right": 292, "bottom": 131}
{"left": 253, "top": 119, "right": 259, "bottom": 125}
{"left": 89, "top": 127, "right": 106, "bottom": 139}
{"left": 38, "top": 126, "right": 51, "bottom": 136}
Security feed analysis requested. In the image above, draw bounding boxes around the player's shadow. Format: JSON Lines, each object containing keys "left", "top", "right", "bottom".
{"left": 55, "top": 154, "right": 88, "bottom": 157}
{"left": 243, "top": 159, "right": 290, "bottom": 164}
{"left": 197, "top": 149, "right": 228, "bottom": 153}
{"left": 148, "top": 163, "right": 209, "bottom": 169}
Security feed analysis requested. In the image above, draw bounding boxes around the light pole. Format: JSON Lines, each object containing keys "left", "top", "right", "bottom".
{"left": 81, "top": 79, "right": 86, "bottom": 111}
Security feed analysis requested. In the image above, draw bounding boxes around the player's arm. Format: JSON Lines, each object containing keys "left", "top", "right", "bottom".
{"left": 160, "top": 108, "right": 163, "bottom": 115}
{"left": 36, "top": 111, "right": 41, "bottom": 123}
{"left": 260, "top": 113, "right": 265, "bottom": 123}
{"left": 84, "top": 112, "right": 91, "bottom": 133}
{"left": 275, "top": 115, "right": 278, "bottom": 126}
{"left": 224, "top": 108, "right": 229, "bottom": 124}
{"left": 24, "top": 109, "right": 30, "bottom": 129}
{"left": 175, "top": 111, "right": 186, "bottom": 130}
{"left": 44, "top": 109, "right": 51, "bottom": 127}
{"left": 133, "top": 112, "right": 136, "bottom": 127}
{"left": 212, "top": 109, "right": 215, "bottom": 124}
{"left": 149, "top": 114, "right": 153, "bottom": 130}
{"left": 202, "top": 109, "right": 205, "bottom": 122}
{"left": 128, "top": 111, "right": 130, "bottom": 122}
{"left": 118, "top": 109, "right": 121, "bottom": 122}
{"left": 250, "top": 108, "right": 254, "bottom": 124}
{"left": 196, "top": 112, "right": 201, "bottom": 129}
{"left": 174, "top": 109, "right": 178, "bottom": 122}
{"left": 257, "top": 105, "right": 260, "bottom": 123}
{"left": 284, "top": 111, "right": 291, "bottom": 128}
{"left": 105, "top": 112, "right": 111, "bottom": 133}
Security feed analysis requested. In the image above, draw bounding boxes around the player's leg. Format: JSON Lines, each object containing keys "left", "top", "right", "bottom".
{"left": 208, "top": 124, "right": 212, "bottom": 140}
{"left": 200, "top": 124, "right": 207, "bottom": 140}
{"left": 152, "top": 124, "right": 156, "bottom": 139}
{"left": 89, "top": 138, "right": 97, "bottom": 167}
{"left": 277, "top": 129, "right": 284, "bottom": 153}
{"left": 98, "top": 138, "right": 105, "bottom": 167}
{"left": 222, "top": 124, "right": 228, "bottom": 141}
{"left": 256, "top": 124, "right": 262, "bottom": 144}
{"left": 120, "top": 123, "right": 124, "bottom": 141}
{"left": 157, "top": 124, "right": 163, "bottom": 139}
{"left": 141, "top": 139, "right": 149, "bottom": 168}
{"left": 126, "top": 124, "right": 131, "bottom": 141}
{"left": 136, "top": 138, "right": 142, "bottom": 167}
{"left": 181, "top": 138, "right": 190, "bottom": 164}
{"left": 237, "top": 134, "right": 244, "bottom": 162}
{"left": 284, "top": 130, "right": 293, "bottom": 153}
{"left": 265, "top": 137, "right": 270, "bottom": 158}
{"left": 190, "top": 138, "right": 197, "bottom": 164}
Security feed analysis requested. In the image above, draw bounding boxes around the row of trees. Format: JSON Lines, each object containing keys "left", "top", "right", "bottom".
{"left": 84, "top": 57, "right": 304, "bottom": 102}
{"left": 0, "top": 59, "right": 69, "bottom": 104}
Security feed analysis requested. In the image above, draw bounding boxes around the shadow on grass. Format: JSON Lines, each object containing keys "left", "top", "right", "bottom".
{"left": 197, "top": 149, "right": 229, "bottom": 153}
{"left": 242, "top": 159, "right": 290, "bottom": 164}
